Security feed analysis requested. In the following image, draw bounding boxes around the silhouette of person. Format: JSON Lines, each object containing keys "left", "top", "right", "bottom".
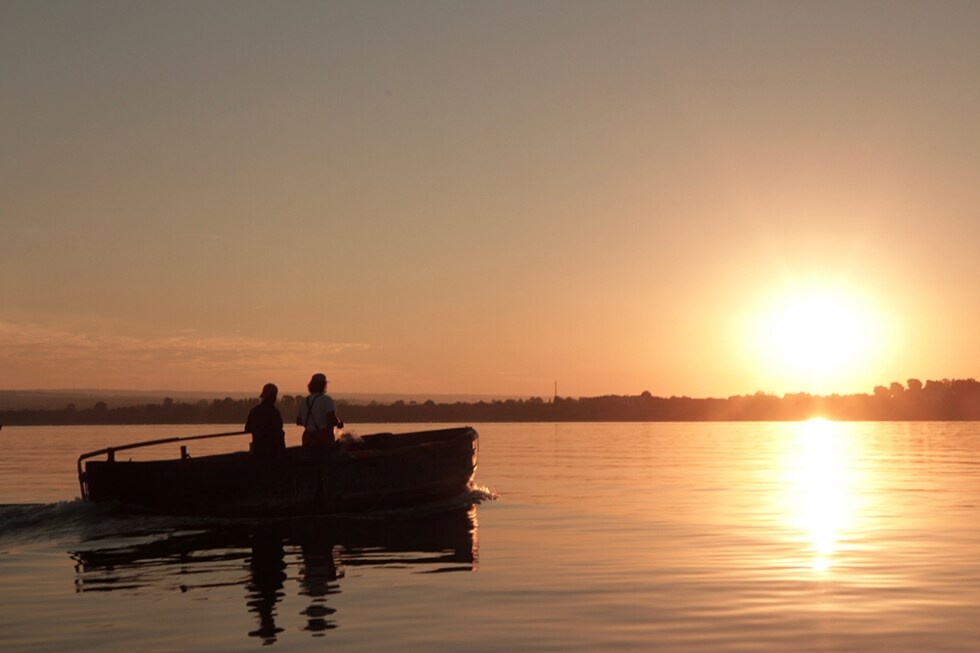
{"left": 245, "top": 383, "right": 285, "bottom": 459}
{"left": 296, "top": 373, "right": 344, "bottom": 452}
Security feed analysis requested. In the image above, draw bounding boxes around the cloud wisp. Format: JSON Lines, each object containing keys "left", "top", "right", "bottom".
{"left": 0, "top": 320, "right": 372, "bottom": 391}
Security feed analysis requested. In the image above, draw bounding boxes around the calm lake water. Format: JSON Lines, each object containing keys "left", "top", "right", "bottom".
{"left": 2, "top": 421, "right": 980, "bottom": 652}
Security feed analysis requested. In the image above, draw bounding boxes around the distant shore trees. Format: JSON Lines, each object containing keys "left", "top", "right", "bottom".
{"left": 1, "top": 378, "right": 978, "bottom": 426}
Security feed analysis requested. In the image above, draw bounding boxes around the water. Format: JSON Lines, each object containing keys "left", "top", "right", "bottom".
{"left": 2, "top": 421, "right": 980, "bottom": 651}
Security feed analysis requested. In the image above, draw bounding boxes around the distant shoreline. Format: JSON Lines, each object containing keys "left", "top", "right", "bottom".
{"left": 0, "top": 389, "right": 520, "bottom": 411}
{"left": 1, "top": 378, "right": 978, "bottom": 425}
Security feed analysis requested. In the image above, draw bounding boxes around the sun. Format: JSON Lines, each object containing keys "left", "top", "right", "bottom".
{"left": 743, "top": 283, "right": 887, "bottom": 393}
{"left": 768, "top": 293, "right": 870, "bottom": 375}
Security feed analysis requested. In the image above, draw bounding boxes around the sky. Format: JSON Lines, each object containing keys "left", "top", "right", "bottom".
{"left": 2, "top": 1, "right": 978, "bottom": 399}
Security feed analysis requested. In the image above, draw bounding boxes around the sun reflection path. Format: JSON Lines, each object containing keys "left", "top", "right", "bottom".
{"left": 783, "top": 418, "right": 855, "bottom": 574}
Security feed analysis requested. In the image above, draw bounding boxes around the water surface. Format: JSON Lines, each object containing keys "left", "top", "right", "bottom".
{"left": 2, "top": 421, "right": 979, "bottom": 651}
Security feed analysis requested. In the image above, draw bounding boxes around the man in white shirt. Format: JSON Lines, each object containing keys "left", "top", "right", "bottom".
{"left": 296, "top": 373, "right": 344, "bottom": 450}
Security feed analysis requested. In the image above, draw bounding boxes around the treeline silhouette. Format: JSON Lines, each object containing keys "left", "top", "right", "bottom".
{"left": 2, "top": 378, "right": 978, "bottom": 426}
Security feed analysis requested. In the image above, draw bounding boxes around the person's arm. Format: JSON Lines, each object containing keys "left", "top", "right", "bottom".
{"left": 320, "top": 395, "right": 342, "bottom": 430}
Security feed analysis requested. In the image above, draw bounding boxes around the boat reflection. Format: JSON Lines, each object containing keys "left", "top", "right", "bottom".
{"left": 70, "top": 506, "right": 478, "bottom": 643}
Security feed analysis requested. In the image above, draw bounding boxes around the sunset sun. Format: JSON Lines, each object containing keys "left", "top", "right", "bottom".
{"left": 768, "top": 294, "right": 871, "bottom": 374}
{"left": 744, "top": 284, "right": 888, "bottom": 393}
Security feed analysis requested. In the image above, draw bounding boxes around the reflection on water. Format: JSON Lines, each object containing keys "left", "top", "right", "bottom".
{"left": 781, "top": 418, "right": 857, "bottom": 573}
{"left": 70, "top": 507, "right": 478, "bottom": 644}
{"left": 248, "top": 527, "right": 290, "bottom": 641}
{"left": 8, "top": 423, "right": 980, "bottom": 652}
{"left": 296, "top": 528, "right": 341, "bottom": 636}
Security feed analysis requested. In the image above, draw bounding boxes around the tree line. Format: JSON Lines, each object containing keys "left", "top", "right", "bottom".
{"left": 1, "top": 378, "right": 978, "bottom": 426}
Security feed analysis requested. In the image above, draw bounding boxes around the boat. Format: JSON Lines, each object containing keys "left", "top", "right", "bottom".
{"left": 77, "top": 426, "right": 479, "bottom": 517}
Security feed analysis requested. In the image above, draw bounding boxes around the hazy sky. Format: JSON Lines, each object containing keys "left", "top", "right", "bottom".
{"left": 2, "top": 1, "right": 978, "bottom": 398}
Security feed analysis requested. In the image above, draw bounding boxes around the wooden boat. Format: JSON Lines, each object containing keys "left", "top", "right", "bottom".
{"left": 77, "top": 426, "right": 478, "bottom": 517}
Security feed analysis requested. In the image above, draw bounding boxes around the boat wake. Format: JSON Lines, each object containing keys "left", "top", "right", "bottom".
{"left": 0, "top": 501, "right": 256, "bottom": 546}
{"left": 468, "top": 484, "right": 498, "bottom": 502}
{"left": 0, "top": 501, "right": 106, "bottom": 544}
{"left": 0, "top": 484, "right": 497, "bottom": 546}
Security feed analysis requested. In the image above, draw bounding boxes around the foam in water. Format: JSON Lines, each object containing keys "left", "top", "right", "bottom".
{"left": 0, "top": 501, "right": 104, "bottom": 544}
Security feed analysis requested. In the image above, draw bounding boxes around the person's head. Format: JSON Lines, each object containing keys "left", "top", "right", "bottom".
{"left": 308, "top": 373, "right": 328, "bottom": 394}
{"left": 260, "top": 383, "right": 278, "bottom": 403}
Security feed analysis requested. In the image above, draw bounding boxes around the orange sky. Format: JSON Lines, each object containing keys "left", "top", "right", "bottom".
{"left": 2, "top": 3, "right": 978, "bottom": 399}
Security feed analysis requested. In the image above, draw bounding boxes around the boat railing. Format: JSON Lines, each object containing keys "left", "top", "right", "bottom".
{"left": 77, "top": 430, "right": 248, "bottom": 499}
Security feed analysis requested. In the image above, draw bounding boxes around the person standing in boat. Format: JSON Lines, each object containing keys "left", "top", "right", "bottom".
{"left": 297, "top": 373, "right": 344, "bottom": 451}
{"left": 245, "top": 383, "right": 286, "bottom": 458}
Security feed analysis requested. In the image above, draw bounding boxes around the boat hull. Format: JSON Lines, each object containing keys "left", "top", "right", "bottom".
{"left": 82, "top": 427, "right": 478, "bottom": 517}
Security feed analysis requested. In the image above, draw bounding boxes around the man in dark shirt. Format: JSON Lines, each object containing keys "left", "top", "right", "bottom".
{"left": 245, "top": 383, "right": 286, "bottom": 459}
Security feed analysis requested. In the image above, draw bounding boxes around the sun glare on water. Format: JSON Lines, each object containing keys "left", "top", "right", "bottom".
{"left": 777, "top": 418, "right": 862, "bottom": 575}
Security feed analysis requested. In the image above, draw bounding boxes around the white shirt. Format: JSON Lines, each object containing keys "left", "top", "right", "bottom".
{"left": 297, "top": 393, "right": 336, "bottom": 432}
